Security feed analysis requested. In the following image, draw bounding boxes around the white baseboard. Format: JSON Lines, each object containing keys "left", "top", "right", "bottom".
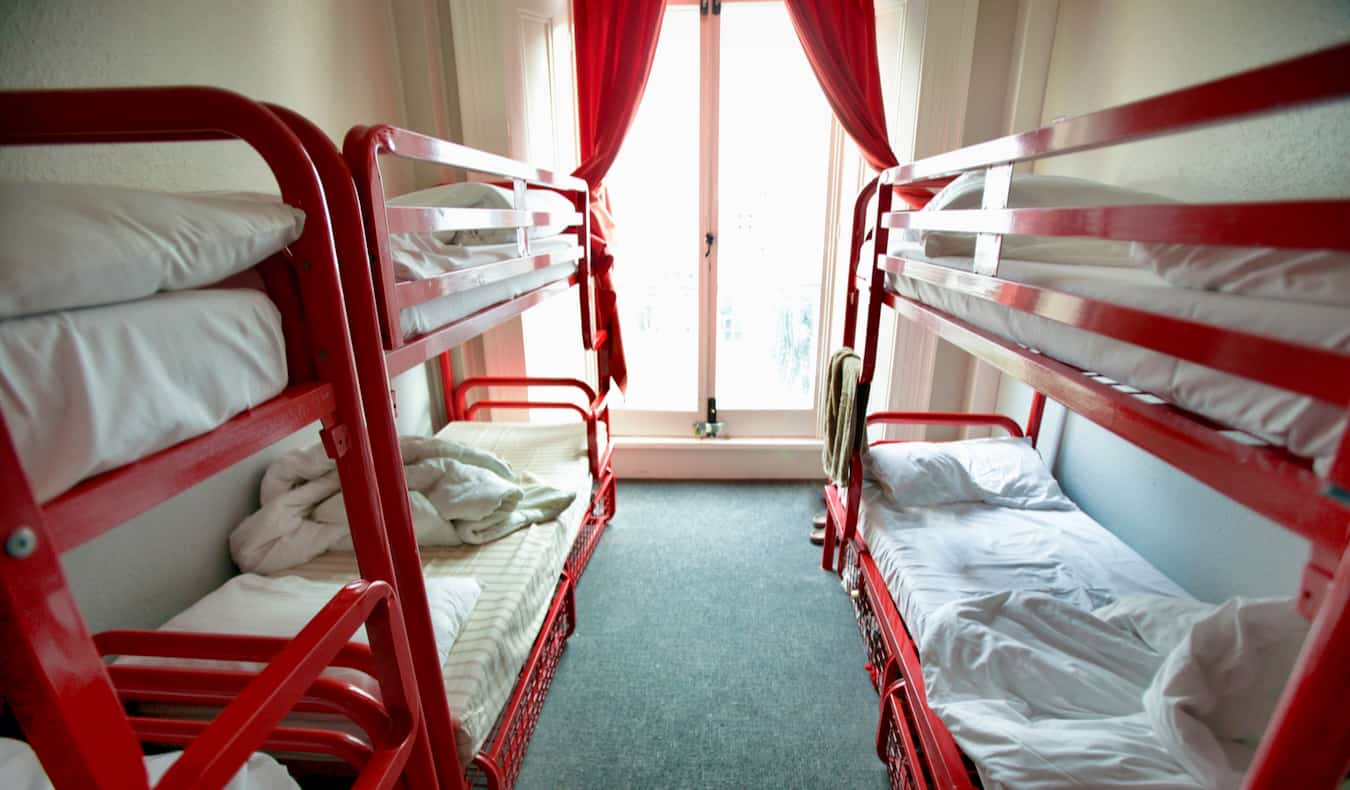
{"left": 613, "top": 437, "right": 824, "bottom": 480}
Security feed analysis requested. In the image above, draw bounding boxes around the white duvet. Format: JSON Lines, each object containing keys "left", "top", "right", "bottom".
{"left": 230, "top": 435, "right": 575, "bottom": 574}
{"left": 921, "top": 593, "right": 1308, "bottom": 789}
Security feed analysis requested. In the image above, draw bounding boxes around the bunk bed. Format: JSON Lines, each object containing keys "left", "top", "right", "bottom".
{"left": 822, "top": 43, "right": 1350, "bottom": 789}
{"left": 266, "top": 113, "right": 615, "bottom": 790}
{"left": 0, "top": 88, "right": 440, "bottom": 790}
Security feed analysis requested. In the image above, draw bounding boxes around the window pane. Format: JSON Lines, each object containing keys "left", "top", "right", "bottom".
{"left": 714, "top": 2, "right": 832, "bottom": 410}
{"left": 606, "top": 5, "right": 701, "bottom": 412}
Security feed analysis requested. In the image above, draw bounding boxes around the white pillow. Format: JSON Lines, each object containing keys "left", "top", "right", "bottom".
{"left": 120, "top": 573, "right": 480, "bottom": 694}
{"left": 1130, "top": 242, "right": 1350, "bottom": 307}
{"left": 864, "top": 436, "right": 1073, "bottom": 510}
{"left": 915, "top": 173, "right": 1173, "bottom": 264}
{"left": 388, "top": 182, "right": 576, "bottom": 246}
{"left": 0, "top": 181, "right": 304, "bottom": 320}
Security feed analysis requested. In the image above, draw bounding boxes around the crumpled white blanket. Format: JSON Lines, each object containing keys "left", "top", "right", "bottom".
{"left": 920, "top": 592, "right": 1308, "bottom": 789}
{"left": 230, "top": 435, "right": 575, "bottom": 573}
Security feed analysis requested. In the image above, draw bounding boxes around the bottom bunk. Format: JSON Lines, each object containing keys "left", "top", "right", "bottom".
{"left": 287, "top": 421, "right": 601, "bottom": 774}
{"left": 828, "top": 436, "right": 1310, "bottom": 789}
{"left": 126, "top": 419, "right": 612, "bottom": 790}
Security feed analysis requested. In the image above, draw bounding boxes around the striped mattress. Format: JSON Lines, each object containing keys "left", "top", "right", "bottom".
{"left": 282, "top": 420, "right": 595, "bottom": 763}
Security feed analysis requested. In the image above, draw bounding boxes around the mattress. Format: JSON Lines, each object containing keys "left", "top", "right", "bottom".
{"left": 283, "top": 420, "right": 594, "bottom": 763}
{"left": 392, "top": 235, "right": 580, "bottom": 340}
{"left": 0, "top": 287, "right": 288, "bottom": 503}
{"left": 1, "top": 737, "right": 300, "bottom": 790}
{"left": 871, "top": 250, "right": 1350, "bottom": 471}
{"left": 858, "top": 481, "right": 1187, "bottom": 646}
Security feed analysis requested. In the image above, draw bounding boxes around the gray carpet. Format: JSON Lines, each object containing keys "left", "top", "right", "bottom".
{"left": 516, "top": 481, "right": 886, "bottom": 789}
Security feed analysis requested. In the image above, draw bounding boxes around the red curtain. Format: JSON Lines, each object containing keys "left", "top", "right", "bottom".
{"left": 784, "top": 0, "right": 930, "bottom": 209}
{"left": 571, "top": 0, "right": 667, "bottom": 392}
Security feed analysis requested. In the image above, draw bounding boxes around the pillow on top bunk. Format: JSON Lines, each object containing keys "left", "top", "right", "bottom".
{"left": 0, "top": 181, "right": 305, "bottom": 320}
{"left": 910, "top": 172, "right": 1173, "bottom": 265}
{"left": 388, "top": 182, "right": 576, "bottom": 246}
{"left": 1130, "top": 242, "right": 1350, "bottom": 307}
{"left": 120, "top": 573, "right": 481, "bottom": 694}
{"left": 864, "top": 436, "right": 1072, "bottom": 510}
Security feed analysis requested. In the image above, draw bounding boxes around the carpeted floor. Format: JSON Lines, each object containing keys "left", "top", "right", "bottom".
{"left": 516, "top": 481, "right": 886, "bottom": 789}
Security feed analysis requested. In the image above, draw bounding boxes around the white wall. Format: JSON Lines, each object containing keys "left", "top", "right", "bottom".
{"left": 1, "top": 0, "right": 449, "bottom": 629}
{"left": 995, "top": 0, "right": 1350, "bottom": 602}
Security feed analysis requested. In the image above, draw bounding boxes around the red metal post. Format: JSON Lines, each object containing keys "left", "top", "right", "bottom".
{"left": 1025, "top": 391, "right": 1047, "bottom": 448}
{"left": 270, "top": 104, "right": 466, "bottom": 790}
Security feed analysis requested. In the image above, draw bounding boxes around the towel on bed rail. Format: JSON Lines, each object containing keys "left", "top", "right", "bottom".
{"left": 820, "top": 347, "right": 862, "bottom": 485}
{"left": 230, "top": 436, "right": 575, "bottom": 573}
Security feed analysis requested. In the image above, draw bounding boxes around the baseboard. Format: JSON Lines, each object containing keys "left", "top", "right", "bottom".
{"left": 613, "top": 437, "right": 824, "bottom": 479}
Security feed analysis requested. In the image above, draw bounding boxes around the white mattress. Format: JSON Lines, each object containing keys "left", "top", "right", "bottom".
{"left": 858, "top": 481, "right": 1187, "bottom": 646}
{"left": 873, "top": 251, "right": 1350, "bottom": 471}
{"left": 0, "top": 288, "right": 288, "bottom": 503}
{"left": 392, "top": 236, "right": 580, "bottom": 340}
{"left": 284, "top": 420, "right": 594, "bottom": 764}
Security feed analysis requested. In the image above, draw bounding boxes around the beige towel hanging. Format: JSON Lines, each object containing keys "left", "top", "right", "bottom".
{"left": 820, "top": 346, "right": 862, "bottom": 485}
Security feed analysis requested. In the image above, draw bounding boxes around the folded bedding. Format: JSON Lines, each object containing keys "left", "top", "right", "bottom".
{"left": 393, "top": 235, "right": 580, "bottom": 340}
{"left": 388, "top": 181, "right": 576, "bottom": 248}
{"left": 230, "top": 435, "right": 575, "bottom": 574}
{"left": 0, "top": 181, "right": 304, "bottom": 319}
{"left": 921, "top": 593, "right": 1308, "bottom": 789}
{"left": 0, "top": 737, "right": 300, "bottom": 790}
{"left": 0, "top": 287, "right": 288, "bottom": 502}
{"left": 121, "top": 573, "right": 480, "bottom": 697}
{"left": 384, "top": 182, "right": 582, "bottom": 340}
{"left": 285, "top": 420, "right": 596, "bottom": 763}
{"left": 886, "top": 171, "right": 1350, "bottom": 306}
{"left": 870, "top": 248, "right": 1350, "bottom": 472}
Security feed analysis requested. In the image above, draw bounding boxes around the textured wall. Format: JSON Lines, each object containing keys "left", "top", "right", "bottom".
{"left": 0, "top": 0, "right": 436, "bottom": 629}
{"left": 998, "top": 0, "right": 1350, "bottom": 602}
{"left": 1036, "top": 0, "right": 1350, "bottom": 200}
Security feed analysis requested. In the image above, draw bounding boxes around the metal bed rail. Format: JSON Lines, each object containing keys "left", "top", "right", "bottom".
{"left": 341, "top": 123, "right": 597, "bottom": 354}
{"left": 279, "top": 111, "right": 616, "bottom": 790}
{"left": 841, "top": 41, "right": 1350, "bottom": 790}
{"left": 0, "top": 87, "right": 436, "bottom": 790}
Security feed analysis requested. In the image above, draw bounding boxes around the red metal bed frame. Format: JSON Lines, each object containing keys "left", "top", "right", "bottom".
{"left": 0, "top": 88, "right": 441, "bottom": 789}
{"left": 825, "top": 42, "right": 1350, "bottom": 790}
{"left": 275, "top": 120, "right": 615, "bottom": 790}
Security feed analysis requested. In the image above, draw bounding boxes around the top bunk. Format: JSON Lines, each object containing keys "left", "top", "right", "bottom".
{"left": 342, "top": 124, "right": 595, "bottom": 378}
{"left": 852, "top": 42, "right": 1350, "bottom": 586}
{"left": 0, "top": 87, "right": 379, "bottom": 551}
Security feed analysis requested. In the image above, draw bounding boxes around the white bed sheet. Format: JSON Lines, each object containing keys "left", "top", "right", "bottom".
{"left": 392, "top": 235, "right": 580, "bottom": 340}
{"left": 919, "top": 593, "right": 1306, "bottom": 789}
{"left": 284, "top": 420, "right": 594, "bottom": 764}
{"left": 868, "top": 250, "right": 1350, "bottom": 471}
{"left": 858, "top": 481, "right": 1187, "bottom": 646}
{"left": 0, "top": 288, "right": 288, "bottom": 502}
{"left": 0, "top": 737, "right": 299, "bottom": 790}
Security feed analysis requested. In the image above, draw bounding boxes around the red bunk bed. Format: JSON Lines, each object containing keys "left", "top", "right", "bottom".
{"left": 0, "top": 88, "right": 437, "bottom": 790}
{"left": 823, "top": 43, "right": 1350, "bottom": 789}
{"left": 271, "top": 116, "right": 615, "bottom": 790}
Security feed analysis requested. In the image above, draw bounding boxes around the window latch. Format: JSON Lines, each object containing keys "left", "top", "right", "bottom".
{"left": 704, "top": 231, "right": 715, "bottom": 258}
{"left": 693, "top": 397, "right": 725, "bottom": 438}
